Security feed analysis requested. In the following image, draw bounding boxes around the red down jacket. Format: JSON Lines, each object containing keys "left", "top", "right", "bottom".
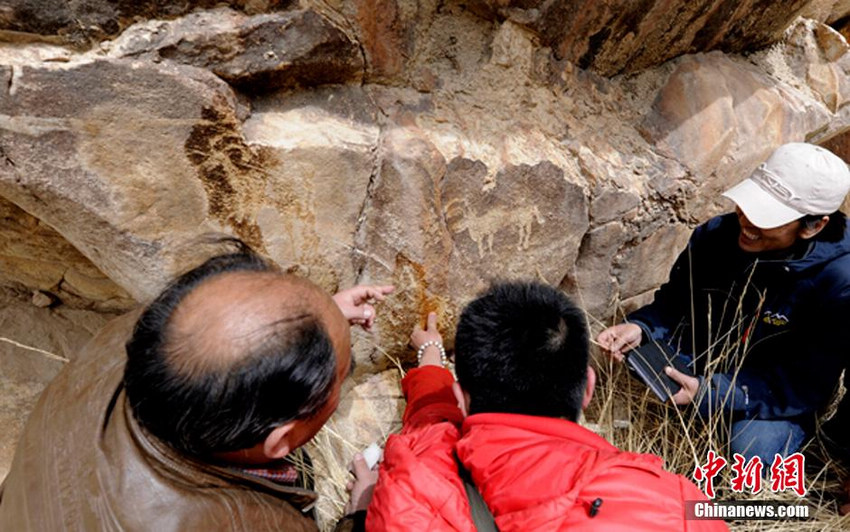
{"left": 367, "top": 366, "right": 727, "bottom": 532}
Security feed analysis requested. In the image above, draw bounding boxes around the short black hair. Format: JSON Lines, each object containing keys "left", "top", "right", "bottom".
{"left": 124, "top": 245, "right": 337, "bottom": 458}
{"left": 801, "top": 211, "right": 846, "bottom": 242}
{"left": 454, "top": 281, "right": 590, "bottom": 421}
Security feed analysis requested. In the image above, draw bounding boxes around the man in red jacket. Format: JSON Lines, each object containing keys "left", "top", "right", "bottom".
{"left": 366, "top": 282, "right": 727, "bottom": 531}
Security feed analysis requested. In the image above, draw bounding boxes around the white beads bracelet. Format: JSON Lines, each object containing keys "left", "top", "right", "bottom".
{"left": 416, "top": 340, "right": 448, "bottom": 367}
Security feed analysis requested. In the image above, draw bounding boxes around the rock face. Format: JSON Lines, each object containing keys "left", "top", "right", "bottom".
{"left": 0, "top": 0, "right": 293, "bottom": 46}
{"left": 472, "top": 0, "right": 813, "bottom": 75}
{"left": 0, "top": 57, "right": 241, "bottom": 300}
{"left": 243, "top": 87, "right": 379, "bottom": 292}
{"left": 5, "top": 1, "right": 850, "bottom": 527}
{"left": 106, "top": 8, "right": 364, "bottom": 91}
{"left": 0, "top": 197, "right": 134, "bottom": 310}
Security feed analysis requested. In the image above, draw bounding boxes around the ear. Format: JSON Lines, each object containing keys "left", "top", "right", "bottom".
{"left": 452, "top": 381, "right": 470, "bottom": 418}
{"left": 799, "top": 215, "right": 829, "bottom": 240}
{"left": 582, "top": 366, "right": 596, "bottom": 410}
{"left": 262, "top": 421, "right": 297, "bottom": 460}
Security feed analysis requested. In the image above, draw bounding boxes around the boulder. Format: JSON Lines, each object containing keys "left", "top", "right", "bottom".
{"left": 0, "top": 58, "right": 247, "bottom": 300}
{"left": 0, "top": 0, "right": 290, "bottom": 46}
{"left": 780, "top": 19, "right": 850, "bottom": 114}
{"left": 0, "top": 196, "right": 134, "bottom": 310}
{"left": 615, "top": 222, "right": 692, "bottom": 300}
{"left": 468, "top": 0, "right": 846, "bottom": 76}
{"left": 106, "top": 8, "right": 364, "bottom": 91}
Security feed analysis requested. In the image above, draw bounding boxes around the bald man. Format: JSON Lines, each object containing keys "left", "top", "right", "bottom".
{"left": 0, "top": 244, "right": 392, "bottom": 531}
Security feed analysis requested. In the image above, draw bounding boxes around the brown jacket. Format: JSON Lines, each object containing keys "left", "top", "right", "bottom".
{"left": 0, "top": 312, "right": 328, "bottom": 531}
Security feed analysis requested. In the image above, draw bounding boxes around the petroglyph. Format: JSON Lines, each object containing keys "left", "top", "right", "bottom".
{"left": 184, "top": 105, "right": 269, "bottom": 251}
{"left": 445, "top": 197, "right": 545, "bottom": 257}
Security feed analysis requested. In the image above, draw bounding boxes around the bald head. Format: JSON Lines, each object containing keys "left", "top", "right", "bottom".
{"left": 167, "top": 272, "right": 346, "bottom": 377}
{"left": 124, "top": 251, "right": 349, "bottom": 459}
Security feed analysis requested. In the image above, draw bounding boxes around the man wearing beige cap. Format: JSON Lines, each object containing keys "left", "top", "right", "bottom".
{"left": 598, "top": 142, "right": 850, "bottom": 468}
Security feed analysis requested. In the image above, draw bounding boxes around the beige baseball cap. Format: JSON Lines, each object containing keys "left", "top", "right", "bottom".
{"left": 722, "top": 142, "right": 850, "bottom": 229}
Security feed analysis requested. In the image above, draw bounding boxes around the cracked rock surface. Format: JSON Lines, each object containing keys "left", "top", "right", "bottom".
{"left": 4, "top": 1, "right": 850, "bottom": 526}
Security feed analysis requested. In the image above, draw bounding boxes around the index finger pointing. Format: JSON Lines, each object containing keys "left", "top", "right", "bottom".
{"left": 426, "top": 312, "right": 438, "bottom": 332}
{"left": 363, "top": 285, "right": 395, "bottom": 302}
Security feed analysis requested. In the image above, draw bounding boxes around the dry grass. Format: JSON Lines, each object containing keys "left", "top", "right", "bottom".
{"left": 301, "top": 345, "right": 850, "bottom": 530}
{"left": 299, "top": 291, "right": 850, "bottom": 530}
{"left": 586, "top": 329, "right": 850, "bottom": 531}
{"left": 305, "top": 423, "right": 363, "bottom": 526}
{"left": 302, "top": 344, "right": 405, "bottom": 530}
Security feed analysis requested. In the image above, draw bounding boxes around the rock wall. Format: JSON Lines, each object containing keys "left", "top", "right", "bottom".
{"left": 0, "top": 196, "right": 134, "bottom": 310}
{"left": 4, "top": 0, "right": 850, "bottom": 526}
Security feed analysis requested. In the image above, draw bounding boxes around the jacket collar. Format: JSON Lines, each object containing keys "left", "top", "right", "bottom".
{"left": 461, "top": 412, "right": 619, "bottom": 453}
{"left": 121, "top": 390, "right": 319, "bottom": 512}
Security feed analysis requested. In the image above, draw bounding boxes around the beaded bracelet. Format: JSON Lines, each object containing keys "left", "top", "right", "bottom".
{"left": 416, "top": 340, "right": 448, "bottom": 367}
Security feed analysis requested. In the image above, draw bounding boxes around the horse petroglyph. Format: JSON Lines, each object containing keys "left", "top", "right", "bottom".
{"left": 445, "top": 198, "right": 545, "bottom": 257}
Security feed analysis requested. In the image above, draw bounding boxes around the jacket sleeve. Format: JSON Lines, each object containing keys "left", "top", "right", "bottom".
{"left": 624, "top": 222, "right": 762, "bottom": 418}
{"left": 367, "top": 367, "right": 473, "bottom": 531}
{"left": 400, "top": 366, "right": 464, "bottom": 431}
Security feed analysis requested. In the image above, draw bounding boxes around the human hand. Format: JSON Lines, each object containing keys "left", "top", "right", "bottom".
{"left": 333, "top": 285, "right": 394, "bottom": 330}
{"left": 344, "top": 453, "right": 379, "bottom": 515}
{"left": 665, "top": 366, "right": 700, "bottom": 405}
{"left": 410, "top": 312, "right": 444, "bottom": 367}
{"left": 596, "top": 323, "right": 643, "bottom": 362}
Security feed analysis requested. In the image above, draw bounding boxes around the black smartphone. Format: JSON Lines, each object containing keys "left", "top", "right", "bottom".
{"left": 625, "top": 341, "right": 693, "bottom": 402}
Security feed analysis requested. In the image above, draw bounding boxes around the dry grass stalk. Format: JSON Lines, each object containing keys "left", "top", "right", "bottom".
{"left": 585, "top": 264, "right": 850, "bottom": 532}
{"left": 301, "top": 266, "right": 850, "bottom": 530}
{"left": 0, "top": 336, "right": 68, "bottom": 362}
{"left": 588, "top": 357, "right": 850, "bottom": 530}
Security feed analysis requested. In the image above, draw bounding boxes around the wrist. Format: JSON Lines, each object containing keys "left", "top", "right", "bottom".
{"left": 419, "top": 346, "right": 443, "bottom": 366}
{"left": 416, "top": 340, "right": 447, "bottom": 367}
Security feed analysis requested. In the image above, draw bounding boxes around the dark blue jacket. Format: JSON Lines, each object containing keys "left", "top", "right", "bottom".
{"left": 629, "top": 213, "right": 850, "bottom": 423}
